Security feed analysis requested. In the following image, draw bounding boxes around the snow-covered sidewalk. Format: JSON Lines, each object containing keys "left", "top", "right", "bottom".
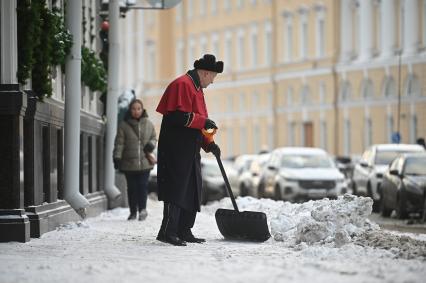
{"left": 0, "top": 195, "right": 425, "bottom": 283}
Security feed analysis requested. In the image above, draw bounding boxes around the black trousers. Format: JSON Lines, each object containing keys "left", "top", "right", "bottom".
{"left": 159, "top": 202, "right": 196, "bottom": 237}
{"left": 125, "top": 170, "right": 150, "bottom": 214}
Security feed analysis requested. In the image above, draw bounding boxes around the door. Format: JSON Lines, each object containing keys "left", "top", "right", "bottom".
{"left": 303, "top": 122, "right": 313, "bottom": 147}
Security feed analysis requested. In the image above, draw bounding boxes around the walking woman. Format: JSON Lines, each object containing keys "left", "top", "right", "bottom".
{"left": 113, "top": 99, "right": 157, "bottom": 221}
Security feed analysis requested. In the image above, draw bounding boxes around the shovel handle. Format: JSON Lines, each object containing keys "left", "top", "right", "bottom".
{"left": 214, "top": 154, "right": 239, "bottom": 212}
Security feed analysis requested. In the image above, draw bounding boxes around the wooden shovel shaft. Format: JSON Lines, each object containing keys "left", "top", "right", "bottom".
{"left": 215, "top": 154, "right": 239, "bottom": 212}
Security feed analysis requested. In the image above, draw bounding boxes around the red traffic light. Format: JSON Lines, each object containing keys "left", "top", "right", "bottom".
{"left": 101, "top": 21, "right": 109, "bottom": 31}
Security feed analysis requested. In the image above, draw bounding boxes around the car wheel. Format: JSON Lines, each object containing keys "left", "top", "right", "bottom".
{"left": 380, "top": 192, "right": 392, "bottom": 217}
{"left": 422, "top": 197, "right": 426, "bottom": 223}
{"left": 240, "top": 184, "right": 247, "bottom": 197}
{"left": 274, "top": 185, "right": 282, "bottom": 200}
{"left": 368, "top": 183, "right": 380, "bottom": 212}
{"left": 396, "top": 192, "right": 408, "bottom": 219}
{"left": 258, "top": 182, "right": 265, "bottom": 198}
{"left": 352, "top": 182, "right": 358, "bottom": 195}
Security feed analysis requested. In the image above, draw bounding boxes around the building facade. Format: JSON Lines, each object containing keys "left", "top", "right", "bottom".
{"left": 0, "top": 0, "right": 111, "bottom": 242}
{"left": 119, "top": 0, "right": 426, "bottom": 159}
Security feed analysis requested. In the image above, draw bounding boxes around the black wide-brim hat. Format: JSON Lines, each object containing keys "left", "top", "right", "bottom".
{"left": 194, "top": 54, "right": 224, "bottom": 73}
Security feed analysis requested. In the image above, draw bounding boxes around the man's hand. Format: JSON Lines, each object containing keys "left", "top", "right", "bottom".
{"left": 204, "top": 118, "right": 218, "bottom": 130}
{"left": 113, "top": 158, "right": 121, "bottom": 170}
{"left": 207, "top": 142, "right": 221, "bottom": 157}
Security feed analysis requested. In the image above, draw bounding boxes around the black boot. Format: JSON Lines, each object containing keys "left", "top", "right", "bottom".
{"left": 156, "top": 234, "right": 187, "bottom": 246}
{"left": 127, "top": 213, "right": 137, "bottom": 220}
{"left": 178, "top": 230, "right": 205, "bottom": 243}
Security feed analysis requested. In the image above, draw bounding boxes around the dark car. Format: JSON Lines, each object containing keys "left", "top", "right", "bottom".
{"left": 380, "top": 153, "right": 426, "bottom": 219}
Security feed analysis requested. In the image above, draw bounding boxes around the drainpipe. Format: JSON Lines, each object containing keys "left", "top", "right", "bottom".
{"left": 103, "top": 0, "right": 122, "bottom": 202}
{"left": 64, "top": 0, "right": 90, "bottom": 218}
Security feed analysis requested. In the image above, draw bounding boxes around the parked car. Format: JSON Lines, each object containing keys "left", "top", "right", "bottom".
{"left": 237, "top": 153, "right": 270, "bottom": 197}
{"left": 221, "top": 159, "right": 239, "bottom": 197}
{"left": 352, "top": 144, "right": 425, "bottom": 210}
{"left": 201, "top": 158, "right": 227, "bottom": 204}
{"left": 258, "top": 147, "right": 348, "bottom": 202}
{"left": 380, "top": 153, "right": 426, "bottom": 219}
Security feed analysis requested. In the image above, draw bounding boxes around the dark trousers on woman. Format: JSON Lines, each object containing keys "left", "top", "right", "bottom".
{"left": 124, "top": 170, "right": 150, "bottom": 214}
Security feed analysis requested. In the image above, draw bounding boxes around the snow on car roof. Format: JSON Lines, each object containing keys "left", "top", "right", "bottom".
{"left": 273, "top": 147, "right": 328, "bottom": 155}
{"left": 373, "top": 144, "right": 425, "bottom": 152}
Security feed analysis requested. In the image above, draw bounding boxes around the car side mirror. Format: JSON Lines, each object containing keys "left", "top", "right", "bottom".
{"left": 389, "top": 169, "right": 400, "bottom": 176}
{"left": 360, "top": 161, "right": 369, "bottom": 168}
{"left": 267, "top": 165, "right": 277, "bottom": 171}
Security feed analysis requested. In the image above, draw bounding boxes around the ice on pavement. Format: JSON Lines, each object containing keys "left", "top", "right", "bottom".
{"left": 1, "top": 195, "right": 425, "bottom": 283}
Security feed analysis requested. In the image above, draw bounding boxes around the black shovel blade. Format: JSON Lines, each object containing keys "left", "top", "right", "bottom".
{"left": 215, "top": 209, "right": 271, "bottom": 242}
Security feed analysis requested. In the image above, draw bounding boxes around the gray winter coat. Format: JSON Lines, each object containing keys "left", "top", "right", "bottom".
{"left": 113, "top": 111, "right": 157, "bottom": 172}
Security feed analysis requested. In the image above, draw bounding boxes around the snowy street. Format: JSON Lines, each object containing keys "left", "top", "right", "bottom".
{"left": 1, "top": 195, "right": 425, "bottom": 283}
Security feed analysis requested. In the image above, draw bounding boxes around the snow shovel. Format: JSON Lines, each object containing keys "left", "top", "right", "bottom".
{"left": 213, "top": 152, "right": 271, "bottom": 242}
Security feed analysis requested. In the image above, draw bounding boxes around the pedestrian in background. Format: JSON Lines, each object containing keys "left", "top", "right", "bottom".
{"left": 155, "top": 54, "right": 223, "bottom": 246}
{"left": 113, "top": 99, "right": 157, "bottom": 221}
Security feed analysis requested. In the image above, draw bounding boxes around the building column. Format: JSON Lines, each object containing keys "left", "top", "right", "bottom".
{"left": 340, "top": 0, "right": 352, "bottom": 62}
{"left": 404, "top": 0, "right": 419, "bottom": 56}
{"left": 381, "top": 0, "right": 396, "bottom": 58}
{"left": 359, "top": 0, "right": 374, "bottom": 60}
{"left": 0, "top": 0, "right": 30, "bottom": 242}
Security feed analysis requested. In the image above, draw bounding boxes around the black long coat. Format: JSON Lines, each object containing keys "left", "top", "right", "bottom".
{"left": 156, "top": 71, "right": 209, "bottom": 212}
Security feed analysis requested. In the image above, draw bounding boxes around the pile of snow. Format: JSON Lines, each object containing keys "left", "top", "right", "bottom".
{"left": 205, "top": 194, "right": 377, "bottom": 246}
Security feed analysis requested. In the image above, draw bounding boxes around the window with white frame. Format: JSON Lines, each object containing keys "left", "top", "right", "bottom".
{"left": 265, "top": 20, "right": 272, "bottom": 65}
{"left": 237, "top": 0, "right": 244, "bottom": 9}
{"left": 240, "top": 125, "right": 247, "bottom": 154}
{"left": 227, "top": 128, "right": 234, "bottom": 156}
{"left": 200, "top": 35, "right": 207, "bottom": 55}
{"left": 316, "top": 7, "right": 326, "bottom": 58}
{"left": 399, "top": 0, "right": 404, "bottom": 51}
{"left": 284, "top": 14, "right": 293, "bottom": 62}
{"left": 175, "top": 2, "right": 183, "bottom": 22}
{"left": 288, "top": 121, "right": 296, "bottom": 146}
{"left": 299, "top": 10, "right": 308, "bottom": 59}
{"left": 374, "top": 0, "right": 381, "bottom": 55}
{"left": 225, "top": 32, "right": 233, "bottom": 72}
{"left": 188, "top": 38, "right": 196, "bottom": 69}
{"left": 343, "top": 119, "right": 351, "bottom": 155}
{"left": 200, "top": 0, "right": 206, "bottom": 16}
{"left": 224, "top": 0, "right": 231, "bottom": 12}
{"left": 364, "top": 118, "right": 373, "bottom": 148}
{"left": 383, "top": 77, "right": 396, "bottom": 97}
{"left": 237, "top": 29, "right": 245, "bottom": 70}
{"left": 405, "top": 75, "right": 421, "bottom": 96}
{"left": 146, "top": 42, "right": 156, "bottom": 81}
{"left": 251, "top": 24, "right": 258, "bottom": 68}
{"left": 268, "top": 123, "right": 274, "bottom": 151}
{"left": 320, "top": 120, "right": 327, "bottom": 150}
{"left": 410, "top": 115, "right": 417, "bottom": 143}
{"left": 239, "top": 92, "right": 246, "bottom": 113}
{"left": 301, "top": 85, "right": 310, "bottom": 104}
{"left": 176, "top": 40, "right": 184, "bottom": 75}
{"left": 423, "top": 0, "right": 426, "bottom": 47}
{"left": 287, "top": 87, "right": 294, "bottom": 106}
{"left": 211, "top": 33, "right": 219, "bottom": 57}
{"left": 188, "top": 0, "right": 193, "bottom": 19}
{"left": 362, "top": 79, "right": 374, "bottom": 98}
{"left": 251, "top": 0, "right": 257, "bottom": 6}
{"left": 341, "top": 81, "right": 351, "bottom": 101}
{"left": 227, "top": 95, "right": 234, "bottom": 113}
{"left": 252, "top": 91, "right": 259, "bottom": 112}
{"left": 267, "top": 91, "right": 273, "bottom": 110}
{"left": 254, "top": 124, "right": 260, "bottom": 153}
{"left": 352, "top": 1, "right": 360, "bottom": 58}
{"left": 319, "top": 81, "right": 326, "bottom": 103}
{"left": 211, "top": 0, "right": 217, "bottom": 15}
{"left": 386, "top": 115, "right": 394, "bottom": 143}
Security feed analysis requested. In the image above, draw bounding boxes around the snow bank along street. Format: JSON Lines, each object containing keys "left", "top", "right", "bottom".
{"left": 1, "top": 194, "right": 425, "bottom": 283}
